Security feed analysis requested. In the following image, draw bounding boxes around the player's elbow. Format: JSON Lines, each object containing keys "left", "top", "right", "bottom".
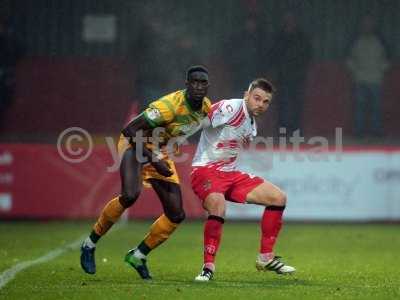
{"left": 122, "top": 114, "right": 149, "bottom": 138}
{"left": 121, "top": 127, "right": 130, "bottom": 137}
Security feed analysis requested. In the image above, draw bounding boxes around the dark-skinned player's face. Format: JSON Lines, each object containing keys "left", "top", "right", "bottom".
{"left": 185, "top": 71, "right": 209, "bottom": 104}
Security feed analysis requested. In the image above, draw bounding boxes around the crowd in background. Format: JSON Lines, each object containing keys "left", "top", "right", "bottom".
{"left": 0, "top": 0, "right": 397, "bottom": 140}
{"left": 0, "top": 18, "right": 23, "bottom": 128}
{"left": 128, "top": 7, "right": 392, "bottom": 139}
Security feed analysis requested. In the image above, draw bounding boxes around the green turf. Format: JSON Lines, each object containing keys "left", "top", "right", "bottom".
{"left": 0, "top": 221, "right": 399, "bottom": 300}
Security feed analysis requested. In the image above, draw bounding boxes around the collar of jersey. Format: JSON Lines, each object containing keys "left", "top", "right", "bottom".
{"left": 242, "top": 98, "right": 250, "bottom": 118}
{"left": 242, "top": 98, "right": 256, "bottom": 125}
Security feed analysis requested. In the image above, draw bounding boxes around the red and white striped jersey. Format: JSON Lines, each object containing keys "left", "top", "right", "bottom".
{"left": 192, "top": 98, "right": 257, "bottom": 171}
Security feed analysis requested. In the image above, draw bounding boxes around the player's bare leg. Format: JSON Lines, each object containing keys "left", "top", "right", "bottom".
{"left": 80, "top": 147, "right": 142, "bottom": 274}
{"left": 125, "top": 179, "right": 185, "bottom": 280}
{"left": 246, "top": 181, "right": 295, "bottom": 274}
{"left": 195, "top": 193, "right": 226, "bottom": 282}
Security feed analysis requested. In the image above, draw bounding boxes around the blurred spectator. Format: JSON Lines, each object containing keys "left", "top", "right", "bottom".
{"left": 266, "top": 12, "right": 312, "bottom": 136}
{"left": 346, "top": 15, "right": 390, "bottom": 138}
{"left": 0, "top": 18, "right": 23, "bottom": 126}
{"left": 224, "top": 15, "right": 265, "bottom": 96}
{"left": 129, "top": 18, "right": 167, "bottom": 110}
{"left": 168, "top": 35, "right": 201, "bottom": 91}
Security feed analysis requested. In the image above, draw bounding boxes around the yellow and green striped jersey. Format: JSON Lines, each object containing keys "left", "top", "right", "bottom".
{"left": 143, "top": 90, "right": 211, "bottom": 141}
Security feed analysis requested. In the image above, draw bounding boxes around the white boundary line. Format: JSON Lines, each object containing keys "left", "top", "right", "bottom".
{"left": 0, "top": 235, "right": 85, "bottom": 289}
{"left": 0, "top": 217, "right": 129, "bottom": 290}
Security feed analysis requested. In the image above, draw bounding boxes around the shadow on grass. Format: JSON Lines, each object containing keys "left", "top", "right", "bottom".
{"left": 124, "top": 277, "right": 311, "bottom": 289}
{"left": 82, "top": 275, "right": 383, "bottom": 292}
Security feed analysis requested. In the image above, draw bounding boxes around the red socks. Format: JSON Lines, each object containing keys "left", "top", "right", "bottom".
{"left": 203, "top": 206, "right": 284, "bottom": 268}
{"left": 203, "top": 215, "right": 224, "bottom": 269}
{"left": 260, "top": 206, "right": 285, "bottom": 254}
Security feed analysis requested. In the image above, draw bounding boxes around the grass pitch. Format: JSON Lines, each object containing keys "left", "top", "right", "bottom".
{"left": 0, "top": 221, "right": 399, "bottom": 300}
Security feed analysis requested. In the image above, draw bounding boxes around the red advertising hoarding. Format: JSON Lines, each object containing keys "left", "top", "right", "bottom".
{"left": 0, "top": 144, "right": 204, "bottom": 220}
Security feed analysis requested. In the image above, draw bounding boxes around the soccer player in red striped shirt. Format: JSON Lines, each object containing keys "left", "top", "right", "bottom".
{"left": 191, "top": 78, "right": 295, "bottom": 281}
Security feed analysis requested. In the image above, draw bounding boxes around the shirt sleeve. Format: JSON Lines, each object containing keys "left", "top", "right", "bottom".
{"left": 207, "top": 100, "right": 238, "bottom": 128}
{"left": 142, "top": 98, "right": 175, "bottom": 127}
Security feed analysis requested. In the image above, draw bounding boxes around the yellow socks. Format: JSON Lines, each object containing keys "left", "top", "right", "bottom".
{"left": 93, "top": 201, "right": 178, "bottom": 254}
{"left": 143, "top": 214, "right": 178, "bottom": 249}
{"left": 93, "top": 197, "right": 125, "bottom": 236}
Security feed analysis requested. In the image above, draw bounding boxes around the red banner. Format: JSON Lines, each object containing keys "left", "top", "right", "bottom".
{"left": 0, "top": 144, "right": 205, "bottom": 220}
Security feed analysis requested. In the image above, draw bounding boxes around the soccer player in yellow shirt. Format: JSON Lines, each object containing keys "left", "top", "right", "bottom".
{"left": 80, "top": 66, "right": 211, "bottom": 279}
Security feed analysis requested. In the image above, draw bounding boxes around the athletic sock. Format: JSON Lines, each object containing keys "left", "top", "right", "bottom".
{"left": 137, "top": 240, "right": 152, "bottom": 256}
{"left": 258, "top": 252, "right": 274, "bottom": 262}
{"left": 133, "top": 248, "right": 147, "bottom": 260}
{"left": 92, "top": 196, "right": 125, "bottom": 237}
{"left": 82, "top": 236, "right": 96, "bottom": 248}
{"left": 260, "top": 205, "right": 285, "bottom": 254}
{"left": 89, "top": 230, "right": 101, "bottom": 243}
{"left": 203, "top": 215, "right": 224, "bottom": 267}
{"left": 142, "top": 214, "right": 178, "bottom": 251}
{"left": 204, "top": 262, "right": 215, "bottom": 272}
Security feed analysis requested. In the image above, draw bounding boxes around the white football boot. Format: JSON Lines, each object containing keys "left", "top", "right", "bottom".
{"left": 194, "top": 267, "right": 214, "bottom": 282}
{"left": 256, "top": 255, "right": 296, "bottom": 274}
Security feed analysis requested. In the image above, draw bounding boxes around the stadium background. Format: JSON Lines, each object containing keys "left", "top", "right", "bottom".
{"left": 0, "top": 0, "right": 399, "bottom": 221}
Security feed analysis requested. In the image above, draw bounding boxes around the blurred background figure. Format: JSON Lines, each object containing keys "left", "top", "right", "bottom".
{"left": 266, "top": 11, "right": 312, "bottom": 136}
{"left": 346, "top": 15, "right": 390, "bottom": 138}
{"left": 169, "top": 35, "right": 201, "bottom": 90}
{"left": 128, "top": 17, "right": 167, "bottom": 110}
{"left": 0, "top": 18, "right": 23, "bottom": 129}
{"left": 224, "top": 7, "right": 265, "bottom": 96}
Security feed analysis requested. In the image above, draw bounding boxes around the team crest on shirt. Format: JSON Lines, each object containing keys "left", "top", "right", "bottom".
{"left": 203, "top": 179, "right": 212, "bottom": 191}
{"left": 226, "top": 104, "right": 234, "bottom": 113}
{"left": 147, "top": 108, "right": 162, "bottom": 120}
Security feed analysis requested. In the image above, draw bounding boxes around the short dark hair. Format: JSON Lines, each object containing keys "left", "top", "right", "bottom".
{"left": 248, "top": 78, "right": 276, "bottom": 94}
{"left": 186, "top": 65, "right": 209, "bottom": 80}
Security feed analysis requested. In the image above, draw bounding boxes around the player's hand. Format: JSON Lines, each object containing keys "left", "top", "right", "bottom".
{"left": 151, "top": 160, "right": 173, "bottom": 177}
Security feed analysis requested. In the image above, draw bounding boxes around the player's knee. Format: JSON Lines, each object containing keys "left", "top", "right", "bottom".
{"left": 206, "top": 204, "right": 225, "bottom": 217}
{"left": 208, "top": 206, "right": 225, "bottom": 218}
{"left": 167, "top": 210, "right": 186, "bottom": 224}
{"left": 119, "top": 191, "right": 140, "bottom": 208}
{"left": 203, "top": 194, "right": 226, "bottom": 217}
{"left": 274, "top": 191, "right": 287, "bottom": 207}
